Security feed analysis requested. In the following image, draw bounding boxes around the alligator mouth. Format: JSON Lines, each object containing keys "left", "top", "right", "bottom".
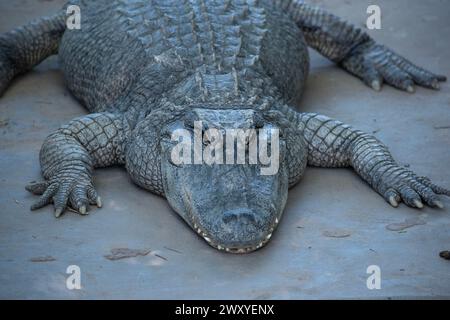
{"left": 188, "top": 210, "right": 280, "bottom": 254}
{"left": 208, "top": 234, "right": 273, "bottom": 254}
{"left": 199, "top": 227, "right": 274, "bottom": 253}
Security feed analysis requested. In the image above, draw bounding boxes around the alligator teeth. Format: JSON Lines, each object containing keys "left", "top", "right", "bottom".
{"left": 225, "top": 248, "right": 230, "bottom": 252}
{"left": 266, "top": 233, "right": 272, "bottom": 240}
{"left": 217, "top": 245, "right": 224, "bottom": 250}
{"left": 237, "top": 249, "right": 246, "bottom": 253}
{"left": 204, "top": 236, "right": 211, "bottom": 243}
{"left": 275, "top": 218, "right": 279, "bottom": 224}
{"left": 257, "top": 242, "right": 263, "bottom": 249}
{"left": 197, "top": 228, "right": 202, "bottom": 234}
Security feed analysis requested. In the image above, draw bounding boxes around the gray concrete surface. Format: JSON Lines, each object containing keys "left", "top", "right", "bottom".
{"left": 0, "top": 0, "right": 449, "bottom": 299}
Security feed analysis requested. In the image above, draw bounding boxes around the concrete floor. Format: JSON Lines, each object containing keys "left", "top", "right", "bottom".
{"left": 0, "top": 0, "right": 449, "bottom": 299}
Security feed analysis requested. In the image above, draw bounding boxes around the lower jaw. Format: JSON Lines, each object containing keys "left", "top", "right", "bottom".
{"left": 188, "top": 215, "right": 278, "bottom": 254}
{"left": 203, "top": 232, "right": 274, "bottom": 254}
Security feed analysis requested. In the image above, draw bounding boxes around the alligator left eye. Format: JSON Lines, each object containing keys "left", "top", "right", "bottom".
{"left": 160, "top": 127, "right": 174, "bottom": 140}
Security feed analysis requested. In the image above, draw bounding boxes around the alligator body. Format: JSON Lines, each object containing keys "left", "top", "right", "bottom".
{"left": 0, "top": 0, "right": 448, "bottom": 253}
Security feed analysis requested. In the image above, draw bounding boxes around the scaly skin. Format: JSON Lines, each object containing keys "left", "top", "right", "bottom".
{"left": 0, "top": 12, "right": 66, "bottom": 96}
{"left": 280, "top": 1, "right": 447, "bottom": 92}
{"left": 26, "top": 113, "right": 127, "bottom": 216}
{"left": 0, "top": 0, "right": 448, "bottom": 253}
{"left": 296, "top": 112, "right": 447, "bottom": 208}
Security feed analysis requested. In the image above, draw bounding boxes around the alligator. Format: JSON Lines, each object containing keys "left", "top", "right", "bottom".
{"left": 0, "top": 0, "right": 448, "bottom": 253}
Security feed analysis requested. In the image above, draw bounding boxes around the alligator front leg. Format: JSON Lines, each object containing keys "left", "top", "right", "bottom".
{"left": 26, "top": 113, "right": 127, "bottom": 217}
{"left": 280, "top": 1, "right": 446, "bottom": 92}
{"left": 298, "top": 112, "right": 449, "bottom": 208}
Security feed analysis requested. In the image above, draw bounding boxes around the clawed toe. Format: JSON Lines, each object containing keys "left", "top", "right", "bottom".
{"left": 26, "top": 181, "right": 49, "bottom": 195}
{"left": 54, "top": 208, "right": 63, "bottom": 218}
{"left": 383, "top": 173, "right": 448, "bottom": 209}
{"left": 344, "top": 43, "right": 446, "bottom": 93}
{"left": 26, "top": 179, "right": 102, "bottom": 217}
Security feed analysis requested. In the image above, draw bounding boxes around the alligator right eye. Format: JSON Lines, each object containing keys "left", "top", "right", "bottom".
{"left": 161, "top": 131, "right": 171, "bottom": 140}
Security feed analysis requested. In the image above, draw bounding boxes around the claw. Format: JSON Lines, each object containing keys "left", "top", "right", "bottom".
{"left": 413, "top": 199, "right": 424, "bottom": 209}
{"left": 54, "top": 208, "right": 63, "bottom": 218}
{"left": 79, "top": 205, "right": 87, "bottom": 215}
{"left": 432, "top": 200, "right": 444, "bottom": 209}
{"left": 371, "top": 80, "right": 381, "bottom": 91}
{"left": 96, "top": 196, "right": 102, "bottom": 208}
{"left": 431, "top": 79, "right": 440, "bottom": 90}
{"left": 389, "top": 195, "right": 399, "bottom": 207}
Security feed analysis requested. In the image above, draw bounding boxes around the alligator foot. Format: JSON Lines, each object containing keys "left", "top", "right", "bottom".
{"left": 378, "top": 169, "right": 449, "bottom": 209}
{"left": 341, "top": 41, "right": 447, "bottom": 92}
{"left": 26, "top": 177, "right": 102, "bottom": 217}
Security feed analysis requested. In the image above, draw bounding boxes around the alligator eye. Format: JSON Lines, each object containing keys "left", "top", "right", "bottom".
{"left": 161, "top": 129, "right": 172, "bottom": 140}
{"left": 185, "top": 122, "right": 194, "bottom": 130}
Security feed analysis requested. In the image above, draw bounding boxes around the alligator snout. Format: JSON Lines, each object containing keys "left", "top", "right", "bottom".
{"left": 202, "top": 207, "right": 276, "bottom": 253}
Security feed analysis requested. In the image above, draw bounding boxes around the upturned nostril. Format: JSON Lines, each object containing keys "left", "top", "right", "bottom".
{"left": 222, "top": 209, "right": 256, "bottom": 224}
{"left": 222, "top": 212, "right": 237, "bottom": 224}
{"left": 241, "top": 212, "right": 256, "bottom": 223}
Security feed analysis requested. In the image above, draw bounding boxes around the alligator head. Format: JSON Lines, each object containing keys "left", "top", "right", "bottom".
{"left": 158, "top": 107, "right": 299, "bottom": 253}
